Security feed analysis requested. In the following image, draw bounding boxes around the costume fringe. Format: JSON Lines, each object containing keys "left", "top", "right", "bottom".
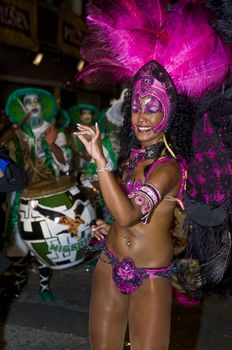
{"left": 172, "top": 257, "right": 203, "bottom": 300}
{"left": 184, "top": 215, "right": 232, "bottom": 297}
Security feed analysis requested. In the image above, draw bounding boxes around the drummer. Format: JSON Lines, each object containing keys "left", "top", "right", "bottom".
{"left": 3, "top": 87, "right": 70, "bottom": 301}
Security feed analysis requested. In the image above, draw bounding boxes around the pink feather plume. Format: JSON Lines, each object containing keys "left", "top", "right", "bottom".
{"left": 77, "top": 0, "right": 232, "bottom": 99}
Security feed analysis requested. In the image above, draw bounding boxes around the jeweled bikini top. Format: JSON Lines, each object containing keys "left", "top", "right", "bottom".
{"left": 121, "top": 150, "right": 187, "bottom": 209}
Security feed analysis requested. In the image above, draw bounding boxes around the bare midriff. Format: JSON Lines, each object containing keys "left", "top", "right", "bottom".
{"left": 106, "top": 198, "right": 175, "bottom": 268}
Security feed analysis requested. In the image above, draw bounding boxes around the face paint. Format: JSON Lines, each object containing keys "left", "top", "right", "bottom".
{"left": 143, "top": 96, "right": 163, "bottom": 114}
{"left": 132, "top": 81, "right": 170, "bottom": 132}
{"left": 23, "top": 94, "right": 43, "bottom": 129}
{"left": 132, "top": 94, "right": 163, "bottom": 115}
{"left": 132, "top": 61, "right": 176, "bottom": 133}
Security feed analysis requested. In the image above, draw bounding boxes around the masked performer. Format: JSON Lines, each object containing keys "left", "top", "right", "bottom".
{"left": 3, "top": 87, "right": 69, "bottom": 301}
{"left": 74, "top": 1, "right": 232, "bottom": 348}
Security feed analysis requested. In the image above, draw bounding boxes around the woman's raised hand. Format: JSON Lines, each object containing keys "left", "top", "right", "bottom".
{"left": 73, "top": 123, "right": 103, "bottom": 161}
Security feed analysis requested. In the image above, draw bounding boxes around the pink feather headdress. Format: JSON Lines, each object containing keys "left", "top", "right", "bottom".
{"left": 77, "top": 0, "right": 232, "bottom": 99}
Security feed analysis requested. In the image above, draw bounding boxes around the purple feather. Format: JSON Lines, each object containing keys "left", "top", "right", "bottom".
{"left": 76, "top": 0, "right": 232, "bottom": 99}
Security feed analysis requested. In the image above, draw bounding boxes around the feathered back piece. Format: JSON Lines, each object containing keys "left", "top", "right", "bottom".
{"left": 204, "top": 0, "right": 232, "bottom": 44}
{"left": 77, "top": 0, "right": 232, "bottom": 99}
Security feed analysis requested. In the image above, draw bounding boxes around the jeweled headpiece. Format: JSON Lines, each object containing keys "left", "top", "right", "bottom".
{"left": 132, "top": 60, "right": 177, "bottom": 132}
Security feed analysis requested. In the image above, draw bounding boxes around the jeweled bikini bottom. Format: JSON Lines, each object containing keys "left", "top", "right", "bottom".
{"left": 88, "top": 238, "right": 175, "bottom": 295}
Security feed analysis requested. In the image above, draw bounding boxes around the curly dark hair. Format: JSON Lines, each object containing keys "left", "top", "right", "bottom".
{"left": 167, "top": 94, "right": 195, "bottom": 161}
{"left": 118, "top": 88, "right": 195, "bottom": 167}
{"left": 118, "top": 89, "right": 138, "bottom": 166}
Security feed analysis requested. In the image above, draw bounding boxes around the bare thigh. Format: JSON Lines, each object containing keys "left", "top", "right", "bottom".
{"left": 128, "top": 277, "right": 172, "bottom": 350}
{"left": 89, "top": 258, "right": 129, "bottom": 350}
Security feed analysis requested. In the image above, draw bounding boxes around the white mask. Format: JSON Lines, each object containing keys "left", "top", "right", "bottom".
{"left": 22, "top": 94, "right": 43, "bottom": 128}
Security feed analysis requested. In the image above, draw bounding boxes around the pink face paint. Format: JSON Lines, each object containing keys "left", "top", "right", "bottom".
{"left": 144, "top": 96, "right": 163, "bottom": 114}
{"left": 132, "top": 94, "right": 163, "bottom": 114}
{"left": 132, "top": 61, "right": 174, "bottom": 132}
{"left": 131, "top": 94, "right": 141, "bottom": 113}
{"left": 132, "top": 92, "right": 167, "bottom": 132}
{"left": 132, "top": 81, "right": 171, "bottom": 132}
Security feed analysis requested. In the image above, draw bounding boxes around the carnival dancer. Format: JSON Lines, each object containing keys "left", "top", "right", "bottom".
{"left": 73, "top": 0, "right": 232, "bottom": 348}
{"left": 3, "top": 87, "right": 70, "bottom": 301}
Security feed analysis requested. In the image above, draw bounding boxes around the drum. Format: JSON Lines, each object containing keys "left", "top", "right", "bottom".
{"left": 18, "top": 176, "right": 96, "bottom": 270}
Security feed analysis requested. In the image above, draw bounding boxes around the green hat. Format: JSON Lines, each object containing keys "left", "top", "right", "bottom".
{"left": 68, "top": 103, "right": 99, "bottom": 126}
{"left": 5, "top": 87, "right": 58, "bottom": 125}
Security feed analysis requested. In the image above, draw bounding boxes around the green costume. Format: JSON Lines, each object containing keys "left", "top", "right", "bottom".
{"left": 68, "top": 103, "right": 118, "bottom": 173}
{"left": 4, "top": 87, "right": 70, "bottom": 302}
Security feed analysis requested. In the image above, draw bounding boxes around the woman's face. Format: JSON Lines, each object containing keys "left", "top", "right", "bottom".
{"left": 131, "top": 94, "right": 164, "bottom": 146}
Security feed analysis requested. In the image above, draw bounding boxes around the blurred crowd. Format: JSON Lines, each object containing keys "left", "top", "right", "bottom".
{"left": 0, "top": 87, "right": 123, "bottom": 301}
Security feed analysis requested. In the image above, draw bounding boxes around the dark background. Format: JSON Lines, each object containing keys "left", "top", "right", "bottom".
{"left": 0, "top": 0, "right": 119, "bottom": 112}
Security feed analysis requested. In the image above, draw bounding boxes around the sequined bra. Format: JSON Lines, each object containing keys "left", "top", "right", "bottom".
{"left": 121, "top": 156, "right": 187, "bottom": 209}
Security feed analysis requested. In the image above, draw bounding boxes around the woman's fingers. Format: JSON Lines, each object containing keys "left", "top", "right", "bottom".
{"left": 100, "top": 228, "right": 109, "bottom": 235}
{"left": 73, "top": 133, "right": 89, "bottom": 148}
{"left": 74, "top": 123, "right": 100, "bottom": 143}
{"left": 76, "top": 123, "right": 100, "bottom": 140}
{"left": 92, "top": 222, "right": 110, "bottom": 234}
{"left": 91, "top": 228, "right": 104, "bottom": 240}
{"left": 94, "top": 219, "right": 111, "bottom": 233}
{"left": 94, "top": 122, "right": 101, "bottom": 139}
{"left": 90, "top": 218, "right": 111, "bottom": 240}
{"left": 73, "top": 130, "right": 92, "bottom": 137}
{"left": 76, "top": 123, "right": 96, "bottom": 135}
{"left": 92, "top": 226, "right": 109, "bottom": 235}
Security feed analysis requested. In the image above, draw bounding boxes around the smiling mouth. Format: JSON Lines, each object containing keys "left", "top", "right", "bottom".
{"left": 137, "top": 126, "right": 152, "bottom": 132}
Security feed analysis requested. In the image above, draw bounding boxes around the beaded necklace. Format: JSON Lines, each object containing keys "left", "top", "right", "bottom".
{"left": 124, "top": 141, "right": 165, "bottom": 186}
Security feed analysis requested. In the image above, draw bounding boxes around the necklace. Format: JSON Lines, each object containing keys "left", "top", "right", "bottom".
{"left": 124, "top": 141, "right": 165, "bottom": 185}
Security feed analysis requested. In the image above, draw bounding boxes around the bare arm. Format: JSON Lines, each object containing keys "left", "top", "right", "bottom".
{"left": 74, "top": 124, "right": 180, "bottom": 226}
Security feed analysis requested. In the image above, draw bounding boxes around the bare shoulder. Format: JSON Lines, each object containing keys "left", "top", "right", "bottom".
{"left": 150, "top": 158, "right": 180, "bottom": 176}
{"left": 146, "top": 159, "right": 181, "bottom": 192}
